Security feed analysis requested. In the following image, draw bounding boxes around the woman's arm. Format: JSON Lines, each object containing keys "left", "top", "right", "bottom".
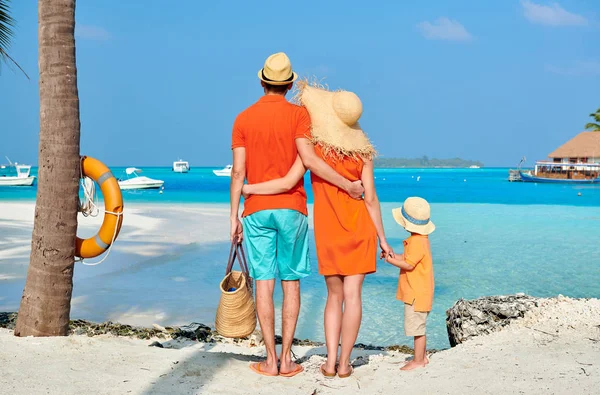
{"left": 296, "top": 137, "right": 364, "bottom": 199}
{"left": 362, "top": 159, "right": 394, "bottom": 257}
{"left": 242, "top": 156, "right": 306, "bottom": 197}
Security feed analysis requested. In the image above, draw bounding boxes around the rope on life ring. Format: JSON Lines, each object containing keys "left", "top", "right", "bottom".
{"left": 75, "top": 156, "right": 124, "bottom": 264}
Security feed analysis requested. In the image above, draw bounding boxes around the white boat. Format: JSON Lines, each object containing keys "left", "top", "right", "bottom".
{"left": 172, "top": 159, "right": 190, "bottom": 173}
{"left": 213, "top": 165, "right": 232, "bottom": 177}
{"left": 0, "top": 159, "right": 36, "bottom": 187}
{"left": 118, "top": 167, "right": 164, "bottom": 190}
{"left": 469, "top": 165, "right": 481, "bottom": 169}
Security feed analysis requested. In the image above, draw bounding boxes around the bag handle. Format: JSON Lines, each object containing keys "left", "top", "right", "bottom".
{"left": 225, "top": 241, "right": 252, "bottom": 288}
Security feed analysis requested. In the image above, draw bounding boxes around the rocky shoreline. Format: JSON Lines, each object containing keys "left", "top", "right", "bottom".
{"left": 2, "top": 294, "right": 594, "bottom": 354}
{"left": 1, "top": 293, "right": 562, "bottom": 354}
{"left": 445, "top": 293, "right": 539, "bottom": 346}
{"left": 0, "top": 311, "right": 416, "bottom": 354}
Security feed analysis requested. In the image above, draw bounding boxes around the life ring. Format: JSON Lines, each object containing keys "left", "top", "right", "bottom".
{"left": 75, "top": 156, "right": 124, "bottom": 258}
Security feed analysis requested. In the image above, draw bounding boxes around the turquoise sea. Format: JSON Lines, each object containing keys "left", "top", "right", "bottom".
{"left": 1, "top": 167, "right": 600, "bottom": 349}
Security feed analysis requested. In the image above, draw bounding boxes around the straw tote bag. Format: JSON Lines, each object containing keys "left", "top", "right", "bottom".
{"left": 215, "top": 242, "right": 257, "bottom": 338}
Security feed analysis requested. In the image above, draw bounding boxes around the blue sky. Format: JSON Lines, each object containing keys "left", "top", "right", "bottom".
{"left": 1, "top": 0, "right": 599, "bottom": 167}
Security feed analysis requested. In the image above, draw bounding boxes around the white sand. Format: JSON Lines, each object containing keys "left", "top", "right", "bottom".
{"left": 1, "top": 296, "right": 598, "bottom": 395}
{"left": 0, "top": 201, "right": 230, "bottom": 281}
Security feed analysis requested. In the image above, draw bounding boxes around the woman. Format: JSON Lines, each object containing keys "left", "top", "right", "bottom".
{"left": 243, "top": 81, "right": 393, "bottom": 378}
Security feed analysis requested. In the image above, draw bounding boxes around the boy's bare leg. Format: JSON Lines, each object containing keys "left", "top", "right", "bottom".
{"left": 279, "top": 280, "right": 301, "bottom": 374}
{"left": 401, "top": 335, "right": 427, "bottom": 371}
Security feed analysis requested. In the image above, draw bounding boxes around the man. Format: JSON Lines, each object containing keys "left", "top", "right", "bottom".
{"left": 230, "top": 52, "right": 363, "bottom": 377}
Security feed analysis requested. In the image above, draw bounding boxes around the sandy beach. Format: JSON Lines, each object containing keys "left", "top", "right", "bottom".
{"left": 1, "top": 296, "right": 598, "bottom": 394}
{"left": 0, "top": 201, "right": 232, "bottom": 279}
{"left": 0, "top": 201, "right": 232, "bottom": 320}
{"left": 2, "top": 201, "right": 600, "bottom": 394}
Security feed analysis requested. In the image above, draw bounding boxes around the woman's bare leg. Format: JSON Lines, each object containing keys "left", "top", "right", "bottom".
{"left": 338, "top": 274, "right": 365, "bottom": 375}
{"left": 323, "top": 275, "right": 344, "bottom": 373}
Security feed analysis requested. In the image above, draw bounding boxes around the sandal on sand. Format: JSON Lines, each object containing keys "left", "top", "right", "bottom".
{"left": 279, "top": 364, "right": 304, "bottom": 378}
{"left": 320, "top": 364, "right": 336, "bottom": 378}
{"left": 338, "top": 366, "right": 354, "bottom": 379}
{"left": 250, "top": 362, "right": 278, "bottom": 377}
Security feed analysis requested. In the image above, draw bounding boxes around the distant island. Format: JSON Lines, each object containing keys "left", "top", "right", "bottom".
{"left": 374, "top": 156, "right": 484, "bottom": 168}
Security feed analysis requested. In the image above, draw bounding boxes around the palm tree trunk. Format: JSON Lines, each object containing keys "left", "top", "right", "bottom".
{"left": 14, "top": 0, "right": 80, "bottom": 337}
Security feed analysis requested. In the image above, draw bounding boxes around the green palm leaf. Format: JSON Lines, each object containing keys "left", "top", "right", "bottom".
{"left": 585, "top": 122, "right": 600, "bottom": 131}
{"left": 0, "top": 0, "right": 29, "bottom": 78}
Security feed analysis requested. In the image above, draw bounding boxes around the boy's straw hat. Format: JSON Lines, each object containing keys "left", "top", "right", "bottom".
{"left": 296, "top": 80, "right": 376, "bottom": 160}
{"left": 392, "top": 197, "right": 435, "bottom": 235}
{"left": 258, "top": 52, "right": 298, "bottom": 86}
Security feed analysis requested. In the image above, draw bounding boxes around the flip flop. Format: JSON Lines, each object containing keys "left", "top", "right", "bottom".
{"left": 250, "top": 362, "right": 278, "bottom": 377}
{"left": 320, "top": 364, "right": 336, "bottom": 378}
{"left": 279, "top": 364, "right": 304, "bottom": 378}
{"left": 338, "top": 366, "right": 354, "bottom": 379}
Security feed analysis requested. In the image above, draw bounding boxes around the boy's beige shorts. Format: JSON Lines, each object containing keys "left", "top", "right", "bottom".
{"left": 404, "top": 302, "right": 429, "bottom": 336}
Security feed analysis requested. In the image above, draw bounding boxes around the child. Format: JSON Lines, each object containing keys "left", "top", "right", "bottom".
{"left": 384, "top": 197, "right": 435, "bottom": 371}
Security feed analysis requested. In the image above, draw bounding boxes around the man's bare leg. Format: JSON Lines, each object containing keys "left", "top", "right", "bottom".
{"left": 279, "top": 280, "right": 301, "bottom": 374}
{"left": 255, "top": 279, "right": 278, "bottom": 375}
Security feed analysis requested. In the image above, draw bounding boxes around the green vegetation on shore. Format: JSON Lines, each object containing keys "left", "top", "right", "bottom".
{"left": 374, "top": 156, "right": 484, "bottom": 168}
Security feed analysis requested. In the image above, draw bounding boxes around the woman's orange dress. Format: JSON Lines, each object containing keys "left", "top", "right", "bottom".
{"left": 311, "top": 147, "right": 378, "bottom": 276}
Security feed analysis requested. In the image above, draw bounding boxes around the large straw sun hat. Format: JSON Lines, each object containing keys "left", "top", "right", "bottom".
{"left": 392, "top": 197, "right": 435, "bottom": 235}
{"left": 258, "top": 52, "right": 298, "bottom": 86}
{"left": 295, "top": 80, "right": 376, "bottom": 160}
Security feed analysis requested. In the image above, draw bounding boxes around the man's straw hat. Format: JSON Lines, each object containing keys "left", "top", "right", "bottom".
{"left": 258, "top": 52, "right": 298, "bottom": 86}
{"left": 392, "top": 197, "right": 435, "bottom": 235}
{"left": 296, "top": 80, "right": 376, "bottom": 160}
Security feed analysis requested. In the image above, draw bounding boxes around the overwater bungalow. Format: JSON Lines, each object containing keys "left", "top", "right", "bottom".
{"left": 520, "top": 132, "right": 600, "bottom": 183}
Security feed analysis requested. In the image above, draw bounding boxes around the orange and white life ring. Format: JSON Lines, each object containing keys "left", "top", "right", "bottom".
{"left": 75, "top": 156, "right": 124, "bottom": 258}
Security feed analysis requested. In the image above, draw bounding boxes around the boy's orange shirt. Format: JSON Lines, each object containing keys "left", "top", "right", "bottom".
{"left": 231, "top": 95, "right": 309, "bottom": 217}
{"left": 396, "top": 234, "right": 435, "bottom": 312}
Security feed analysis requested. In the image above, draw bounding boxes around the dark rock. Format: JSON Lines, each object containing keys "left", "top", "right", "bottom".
{"left": 172, "top": 322, "right": 215, "bottom": 342}
{"left": 446, "top": 294, "right": 538, "bottom": 347}
{"left": 351, "top": 355, "right": 369, "bottom": 367}
{"left": 0, "top": 312, "right": 18, "bottom": 330}
{"left": 273, "top": 334, "right": 323, "bottom": 347}
{"left": 149, "top": 341, "right": 164, "bottom": 348}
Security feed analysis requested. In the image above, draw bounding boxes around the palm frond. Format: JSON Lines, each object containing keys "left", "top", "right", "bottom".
{"left": 585, "top": 122, "right": 600, "bottom": 131}
{"left": 0, "top": 0, "right": 28, "bottom": 79}
{"left": 0, "top": 0, "right": 15, "bottom": 54}
{"left": 0, "top": 47, "right": 29, "bottom": 78}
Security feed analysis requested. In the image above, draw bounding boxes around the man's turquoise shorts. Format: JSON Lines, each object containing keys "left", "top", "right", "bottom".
{"left": 243, "top": 209, "right": 311, "bottom": 281}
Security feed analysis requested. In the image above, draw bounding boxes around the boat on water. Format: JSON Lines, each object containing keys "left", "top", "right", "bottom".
{"left": 118, "top": 167, "right": 164, "bottom": 190}
{"left": 469, "top": 165, "right": 481, "bottom": 169}
{"left": 0, "top": 158, "right": 36, "bottom": 186}
{"left": 515, "top": 132, "right": 600, "bottom": 184}
{"left": 213, "top": 165, "right": 232, "bottom": 177}
{"left": 172, "top": 159, "right": 190, "bottom": 173}
{"left": 519, "top": 162, "right": 600, "bottom": 184}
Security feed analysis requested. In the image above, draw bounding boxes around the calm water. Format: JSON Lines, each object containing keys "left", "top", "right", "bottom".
{"left": 2, "top": 166, "right": 600, "bottom": 206}
{"left": 1, "top": 167, "right": 599, "bottom": 349}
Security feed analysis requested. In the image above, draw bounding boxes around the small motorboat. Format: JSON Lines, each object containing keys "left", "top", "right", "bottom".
{"left": 118, "top": 167, "right": 164, "bottom": 190}
{"left": 172, "top": 159, "right": 190, "bottom": 173}
{"left": 213, "top": 164, "right": 232, "bottom": 177}
{"left": 0, "top": 158, "right": 36, "bottom": 186}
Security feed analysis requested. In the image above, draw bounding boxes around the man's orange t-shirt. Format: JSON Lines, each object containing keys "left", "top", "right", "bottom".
{"left": 231, "top": 95, "right": 310, "bottom": 217}
{"left": 396, "top": 235, "right": 435, "bottom": 312}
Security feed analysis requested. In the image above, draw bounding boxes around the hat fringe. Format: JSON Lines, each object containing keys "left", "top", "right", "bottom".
{"left": 311, "top": 135, "right": 377, "bottom": 162}
{"left": 294, "top": 78, "right": 377, "bottom": 161}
